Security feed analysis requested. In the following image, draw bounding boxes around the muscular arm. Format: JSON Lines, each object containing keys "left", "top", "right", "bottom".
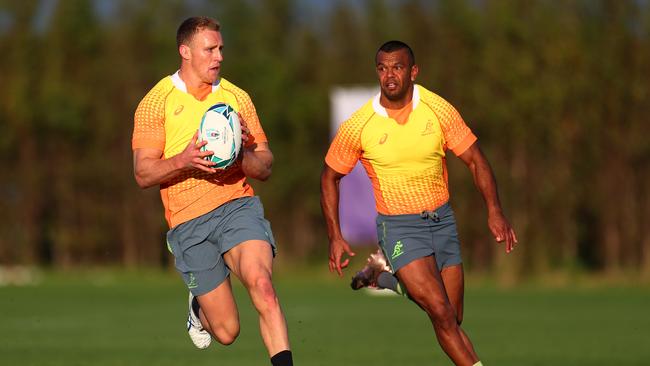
{"left": 237, "top": 113, "right": 273, "bottom": 181}
{"left": 320, "top": 164, "right": 355, "bottom": 275}
{"left": 133, "top": 131, "right": 215, "bottom": 189}
{"left": 241, "top": 142, "right": 273, "bottom": 181}
{"left": 457, "top": 142, "right": 518, "bottom": 253}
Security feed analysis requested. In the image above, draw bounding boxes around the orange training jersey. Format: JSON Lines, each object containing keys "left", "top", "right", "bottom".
{"left": 132, "top": 72, "right": 268, "bottom": 228}
{"left": 325, "top": 85, "right": 477, "bottom": 215}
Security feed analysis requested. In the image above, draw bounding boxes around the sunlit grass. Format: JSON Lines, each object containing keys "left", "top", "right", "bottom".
{"left": 0, "top": 269, "right": 648, "bottom": 365}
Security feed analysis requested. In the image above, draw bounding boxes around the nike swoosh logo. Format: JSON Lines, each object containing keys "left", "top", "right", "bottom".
{"left": 174, "top": 105, "right": 184, "bottom": 115}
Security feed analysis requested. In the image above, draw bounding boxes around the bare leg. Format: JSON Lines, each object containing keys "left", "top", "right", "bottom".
{"left": 440, "top": 264, "right": 479, "bottom": 360}
{"left": 224, "top": 240, "right": 290, "bottom": 356}
{"left": 396, "top": 256, "right": 478, "bottom": 366}
{"left": 196, "top": 277, "right": 241, "bottom": 345}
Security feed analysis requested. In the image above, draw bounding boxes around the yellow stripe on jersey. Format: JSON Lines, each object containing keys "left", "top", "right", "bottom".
{"left": 325, "top": 85, "right": 477, "bottom": 215}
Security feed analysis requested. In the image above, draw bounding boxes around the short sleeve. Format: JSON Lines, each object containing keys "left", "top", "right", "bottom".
{"left": 233, "top": 90, "right": 267, "bottom": 147}
{"left": 430, "top": 95, "right": 477, "bottom": 156}
{"left": 325, "top": 120, "right": 363, "bottom": 175}
{"left": 132, "top": 84, "right": 169, "bottom": 151}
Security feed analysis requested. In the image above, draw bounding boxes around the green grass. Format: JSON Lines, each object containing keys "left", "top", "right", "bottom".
{"left": 1, "top": 270, "right": 649, "bottom": 365}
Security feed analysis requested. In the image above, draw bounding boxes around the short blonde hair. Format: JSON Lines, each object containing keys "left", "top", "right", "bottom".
{"left": 176, "top": 17, "right": 221, "bottom": 47}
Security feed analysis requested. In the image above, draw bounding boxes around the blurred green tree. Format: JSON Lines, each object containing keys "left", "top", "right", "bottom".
{"left": 0, "top": 0, "right": 647, "bottom": 281}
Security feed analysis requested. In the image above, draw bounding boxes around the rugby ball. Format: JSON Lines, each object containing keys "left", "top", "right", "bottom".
{"left": 198, "top": 103, "right": 242, "bottom": 169}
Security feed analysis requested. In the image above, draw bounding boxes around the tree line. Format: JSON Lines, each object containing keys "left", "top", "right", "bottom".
{"left": 1, "top": 0, "right": 648, "bottom": 278}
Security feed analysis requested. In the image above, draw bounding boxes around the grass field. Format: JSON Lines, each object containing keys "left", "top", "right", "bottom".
{"left": 1, "top": 269, "right": 649, "bottom": 366}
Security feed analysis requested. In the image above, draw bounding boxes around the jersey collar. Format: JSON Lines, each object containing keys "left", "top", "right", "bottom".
{"left": 171, "top": 70, "right": 221, "bottom": 93}
{"left": 372, "top": 84, "right": 420, "bottom": 117}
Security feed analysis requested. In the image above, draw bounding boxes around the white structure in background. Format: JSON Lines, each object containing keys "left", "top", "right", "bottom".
{"left": 329, "top": 87, "right": 379, "bottom": 245}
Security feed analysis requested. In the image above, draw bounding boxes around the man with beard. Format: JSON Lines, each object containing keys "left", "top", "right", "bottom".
{"left": 321, "top": 40, "right": 517, "bottom": 366}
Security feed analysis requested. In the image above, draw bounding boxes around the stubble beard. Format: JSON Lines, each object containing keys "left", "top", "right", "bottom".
{"left": 382, "top": 84, "right": 410, "bottom": 102}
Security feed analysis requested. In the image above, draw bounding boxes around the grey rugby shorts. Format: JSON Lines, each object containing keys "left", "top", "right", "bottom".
{"left": 166, "top": 196, "right": 276, "bottom": 296}
{"left": 376, "top": 202, "right": 462, "bottom": 273}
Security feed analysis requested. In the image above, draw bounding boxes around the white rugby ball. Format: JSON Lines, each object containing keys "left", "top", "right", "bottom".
{"left": 199, "top": 103, "right": 242, "bottom": 169}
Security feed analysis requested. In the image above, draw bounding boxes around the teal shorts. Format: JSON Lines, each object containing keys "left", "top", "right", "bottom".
{"left": 376, "top": 202, "right": 462, "bottom": 273}
{"left": 166, "top": 196, "right": 276, "bottom": 296}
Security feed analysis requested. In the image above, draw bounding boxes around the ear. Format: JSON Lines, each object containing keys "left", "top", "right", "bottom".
{"left": 410, "top": 64, "right": 419, "bottom": 82}
{"left": 179, "top": 44, "right": 191, "bottom": 61}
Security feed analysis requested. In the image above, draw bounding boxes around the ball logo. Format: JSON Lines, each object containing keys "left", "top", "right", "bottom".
{"left": 206, "top": 129, "right": 220, "bottom": 140}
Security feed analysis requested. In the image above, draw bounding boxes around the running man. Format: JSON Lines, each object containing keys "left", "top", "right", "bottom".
{"left": 132, "top": 17, "right": 293, "bottom": 366}
{"left": 321, "top": 40, "right": 517, "bottom": 366}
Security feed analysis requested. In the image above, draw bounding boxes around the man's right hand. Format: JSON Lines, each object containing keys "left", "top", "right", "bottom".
{"left": 329, "top": 238, "right": 356, "bottom": 277}
{"left": 176, "top": 131, "right": 217, "bottom": 173}
{"left": 134, "top": 131, "right": 220, "bottom": 189}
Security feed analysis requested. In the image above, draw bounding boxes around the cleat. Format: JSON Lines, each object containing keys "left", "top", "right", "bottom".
{"left": 187, "top": 292, "right": 211, "bottom": 349}
{"left": 350, "top": 249, "right": 392, "bottom": 290}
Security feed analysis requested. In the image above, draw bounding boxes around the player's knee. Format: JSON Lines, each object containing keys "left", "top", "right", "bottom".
{"left": 213, "top": 321, "right": 240, "bottom": 345}
{"left": 412, "top": 294, "right": 456, "bottom": 330}
{"left": 430, "top": 303, "right": 457, "bottom": 330}
{"left": 215, "top": 331, "right": 238, "bottom": 346}
{"left": 249, "top": 276, "right": 279, "bottom": 313}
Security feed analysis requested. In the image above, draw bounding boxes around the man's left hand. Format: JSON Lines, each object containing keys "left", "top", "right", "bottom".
{"left": 238, "top": 113, "right": 253, "bottom": 148}
{"left": 488, "top": 211, "right": 518, "bottom": 253}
